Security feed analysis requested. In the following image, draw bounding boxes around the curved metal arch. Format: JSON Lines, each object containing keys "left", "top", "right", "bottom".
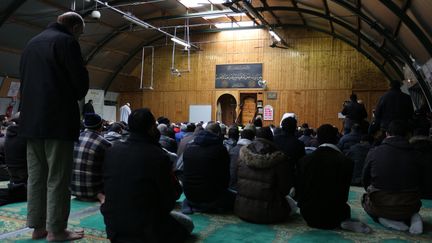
{"left": 255, "top": 6, "right": 403, "bottom": 79}
{"left": 0, "top": 0, "right": 27, "bottom": 27}
{"left": 330, "top": 0, "right": 432, "bottom": 109}
{"left": 104, "top": 34, "right": 166, "bottom": 93}
{"left": 379, "top": 0, "right": 432, "bottom": 57}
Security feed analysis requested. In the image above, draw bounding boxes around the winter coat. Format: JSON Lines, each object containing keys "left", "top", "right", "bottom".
{"left": 228, "top": 138, "right": 252, "bottom": 190}
{"left": 410, "top": 136, "right": 432, "bottom": 199}
{"left": 337, "top": 131, "right": 361, "bottom": 152}
{"left": 346, "top": 142, "right": 372, "bottom": 186}
{"left": 297, "top": 144, "right": 353, "bottom": 229}
{"left": 19, "top": 23, "right": 89, "bottom": 141}
{"left": 223, "top": 138, "right": 237, "bottom": 151}
{"left": 159, "top": 135, "right": 177, "bottom": 153}
{"left": 101, "top": 133, "right": 184, "bottom": 242}
{"left": 183, "top": 130, "right": 230, "bottom": 203}
{"left": 4, "top": 124, "right": 27, "bottom": 184}
{"left": 235, "top": 138, "right": 291, "bottom": 223}
{"left": 362, "top": 136, "right": 421, "bottom": 192}
{"left": 104, "top": 131, "right": 122, "bottom": 143}
{"left": 375, "top": 88, "right": 414, "bottom": 130}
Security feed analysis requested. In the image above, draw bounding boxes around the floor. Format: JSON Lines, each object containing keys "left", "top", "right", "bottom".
{"left": 0, "top": 183, "right": 431, "bottom": 242}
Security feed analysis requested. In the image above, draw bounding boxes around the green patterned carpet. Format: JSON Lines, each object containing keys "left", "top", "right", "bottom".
{"left": 0, "top": 181, "right": 432, "bottom": 242}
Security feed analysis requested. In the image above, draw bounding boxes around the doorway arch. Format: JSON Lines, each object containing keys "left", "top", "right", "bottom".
{"left": 217, "top": 94, "right": 237, "bottom": 125}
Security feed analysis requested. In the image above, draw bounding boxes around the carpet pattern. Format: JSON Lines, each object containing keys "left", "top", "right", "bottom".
{"left": 0, "top": 183, "right": 431, "bottom": 242}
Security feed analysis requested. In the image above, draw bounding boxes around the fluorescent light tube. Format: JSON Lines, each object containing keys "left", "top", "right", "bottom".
{"left": 269, "top": 30, "right": 281, "bottom": 42}
{"left": 123, "top": 14, "right": 150, "bottom": 28}
{"left": 171, "top": 37, "right": 191, "bottom": 48}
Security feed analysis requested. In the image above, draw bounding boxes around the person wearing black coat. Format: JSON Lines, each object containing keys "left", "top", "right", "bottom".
{"left": 341, "top": 94, "right": 368, "bottom": 134}
{"left": 273, "top": 117, "right": 305, "bottom": 191}
{"left": 19, "top": 12, "right": 89, "bottom": 241}
{"left": 0, "top": 115, "right": 28, "bottom": 206}
{"left": 410, "top": 136, "right": 432, "bottom": 199}
{"left": 374, "top": 81, "right": 414, "bottom": 131}
{"left": 182, "top": 123, "right": 234, "bottom": 213}
{"left": 362, "top": 120, "right": 422, "bottom": 234}
{"left": 82, "top": 99, "right": 95, "bottom": 115}
{"left": 297, "top": 124, "right": 370, "bottom": 232}
{"left": 101, "top": 108, "right": 193, "bottom": 243}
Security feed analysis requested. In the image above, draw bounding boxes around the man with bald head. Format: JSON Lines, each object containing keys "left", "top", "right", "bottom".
{"left": 20, "top": 12, "right": 89, "bottom": 241}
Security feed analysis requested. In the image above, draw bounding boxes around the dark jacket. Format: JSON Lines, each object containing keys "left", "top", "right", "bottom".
{"left": 362, "top": 136, "right": 420, "bottom": 191}
{"left": 183, "top": 130, "right": 230, "bottom": 203}
{"left": 4, "top": 124, "right": 27, "bottom": 184}
{"left": 375, "top": 88, "right": 414, "bottom": 130}
{"left": 297, "top": 144, "right": 353, "bottom": 229}
{"left": 101, "top": 133, "right": 185, "bottom": 243}
{"left": 342, "top": 101, "right": 367, "bottom": 122}
{"left": 235, "top": 138, "right": 291, "bottom": 223}
{"left": 337, "top": 131, "right": 361, "bottom": 152}
{"left": 159, "top": 135, "right": 177, "bottom": 153}
{"left": 410, "top": 136, "right": 432, "bottom": 199}
{"left": 82, "top": 102, "right": 95, "bottom": 115}
{"left": 346, "top": 142, "right": 372, "bottom": 186}
{"left": 228, "top": 138, "right": 252, "bottom": 190}
{"left": 19, "top": 23, "right": 89, "bottom": 140}
{"left": 273, "top": 132, "right": 305, "bottom": 186}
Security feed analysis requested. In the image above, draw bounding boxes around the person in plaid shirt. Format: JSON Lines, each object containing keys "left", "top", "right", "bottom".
{"left": 71, "top": 113, "right": 111, "bottom": 203}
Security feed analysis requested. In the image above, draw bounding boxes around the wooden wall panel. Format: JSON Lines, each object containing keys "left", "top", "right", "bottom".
{"left": 113, "top": 28, "right": 388, "bottom": 130}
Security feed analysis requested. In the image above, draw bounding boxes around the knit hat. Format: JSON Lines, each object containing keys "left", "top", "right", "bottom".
{"left": 84, "top": 113, "right": 102, "bottom": 128}
{"left": 128, "top": 108, "right": 156, "bottom": 135}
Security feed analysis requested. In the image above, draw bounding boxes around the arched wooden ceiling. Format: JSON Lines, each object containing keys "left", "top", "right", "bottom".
{"left": 0, "top": 0, "right": 431, "bottom": 105}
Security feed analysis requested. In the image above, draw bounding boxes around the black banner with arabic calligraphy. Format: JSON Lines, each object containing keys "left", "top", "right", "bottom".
{"left": 215, "top": 63, "right": 263, "bottom": 88}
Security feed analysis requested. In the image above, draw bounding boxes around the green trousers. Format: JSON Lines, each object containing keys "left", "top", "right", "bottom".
{"left": 26, "top": 138, "right": 74, "bottom": 232}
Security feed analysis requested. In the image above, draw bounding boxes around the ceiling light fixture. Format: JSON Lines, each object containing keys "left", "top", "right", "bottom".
{"left": 269, "top": 30, "right": 281, "bottom": 42}
{"left": 122, "top": 14, "right": 150, "bottom": 28}
{"left": 171, "top": 37, "right": 191, "bottom": 48}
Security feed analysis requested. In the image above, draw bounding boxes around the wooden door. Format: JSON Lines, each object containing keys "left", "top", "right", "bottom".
{"left": 241, "top": 96, "right": 257, "bottom": 125}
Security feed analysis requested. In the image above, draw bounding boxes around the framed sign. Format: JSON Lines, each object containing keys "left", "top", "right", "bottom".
{"left": 263, "top": 105, "right": 274, "bottom": 121}
{"left": 215, "top": 63, "right": 263, "bottom": 88}
{"left": 267, "top": 91, "right": 277, "bottom": 100}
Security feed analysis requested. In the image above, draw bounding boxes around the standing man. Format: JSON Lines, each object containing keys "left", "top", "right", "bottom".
{"left": 341, "top": 93, "right": 367, "bottom": 134}
{"left": 19, "top": 12, "right": 89, "bottom": 241}
{"left": 374, "top": 80, "right": 414, "bottom": 131}
{"left": 82, "top": 99, "right": 95, "bottom": 115}
{"left": 119, "top": 102, "right": 131, "bottom": 124}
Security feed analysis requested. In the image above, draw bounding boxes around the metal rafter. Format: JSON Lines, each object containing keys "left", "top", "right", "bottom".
{"left": 260, "top": 0, "right": 282, "bottom": 26}
{"left": 356, "top": 0, "right": 361, "bottom": 50}
{"left": 290, "top": 0, "right": 306, "bottom": 25}
{"left": 380, "top": 0, "right": 432, "bottom": 57}
{"left": 0, "top": 0, "right": 27, "bottom": 27}
{"left": 332, "top": 0, "right": 431, "bottom": 108}
{"left": 392, "top": 0, "right": 411, "bottom": 38}
{"left": 322, "top": 0, "right": 334, "bottom": 33}
{"left": 255, "top": 6, "right": 403, "bottom": 79}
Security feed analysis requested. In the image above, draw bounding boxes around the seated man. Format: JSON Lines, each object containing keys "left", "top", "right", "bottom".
{"left": 235, "top": 127, "right": 295, "bottom": 224}
{"left": 297, "top": 124, "right": 370, "bottom": 233}
{"left": 0, "top": 113, "right": 28, "bottom": 206}
{"left": 182, "top": 122, "right": 234, "bottom": 213}
{"left": 101, "top": 108, "right": 193, "bottom": 242}
{"left": 362, "top": 120, "right": 423, "bottom": 234}
{"left": 71, "top": 113, "right": 111, "bottom": 203}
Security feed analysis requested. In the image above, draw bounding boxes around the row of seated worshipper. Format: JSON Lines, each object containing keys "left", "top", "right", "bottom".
{"left": 11, "top": 107, "right": 426, "bottom": 241}
{"left": 176, "top": 117, "right": 427, "bottom": 236}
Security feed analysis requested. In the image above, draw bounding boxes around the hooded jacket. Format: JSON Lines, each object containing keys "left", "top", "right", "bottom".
{"left": 182, "top": 130, "right": 230, "bottom": 203}
{"left": 235, "top": 138, "right": 291, "bottom": 224}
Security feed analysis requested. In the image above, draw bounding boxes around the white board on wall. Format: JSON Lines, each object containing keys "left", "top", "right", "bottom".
{"left": 103, "top": 105, "right": 116, "bottom": 122}
{"left": 189, "top": 105, "right": 211, "bottom": 123}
